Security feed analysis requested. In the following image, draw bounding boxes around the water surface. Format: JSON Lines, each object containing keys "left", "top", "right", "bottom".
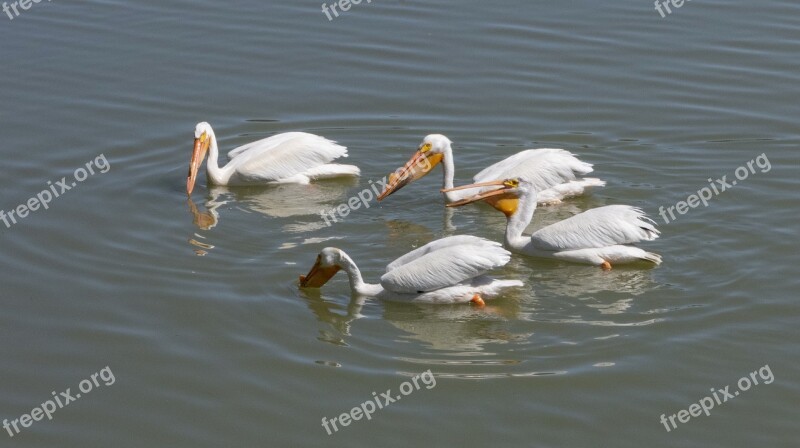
{"left": 0, "top": 0, "right": 798, "bottom": 446}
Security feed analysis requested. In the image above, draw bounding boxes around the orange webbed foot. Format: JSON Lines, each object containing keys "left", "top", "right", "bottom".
{"left": 471, "top": 294, "right": 486, "bottom": 308}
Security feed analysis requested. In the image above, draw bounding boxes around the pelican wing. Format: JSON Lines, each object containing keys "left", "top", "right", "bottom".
{"left": 381, "top": 236, "right": 511, "bottom": 294}
{"left": 531, "top": 205, "right": 660, "bottom": 251}
{"left": 385, "top": 235, "right": 491, "bottom": 272}
{"left": 228, "top": 132, "right": 348, "bottom": 181}
{"left": 473, "top": 148, "right": 593, "bottom": 193}
{"left": 227, "top": 132, "right": 311, "bottom": 159}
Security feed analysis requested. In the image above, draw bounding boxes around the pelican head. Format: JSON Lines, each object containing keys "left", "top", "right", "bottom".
{"left": 442, "top": 177, "right": 531, "bottom": 217}
{"left": 377, "top": 134, "right": 450, "bottom": 201}
{"left": 299, "top": 247, "right": 345, "bottom": 288}
{"left": 187, "top": 122, "right": 214, "bottom": 196}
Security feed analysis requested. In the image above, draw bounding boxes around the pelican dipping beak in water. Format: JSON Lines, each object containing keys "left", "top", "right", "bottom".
{"left": 377, "top": 134, "right": 605, "bottom": 205}
{"left": 299, "top": 235, "right": 522, "bottom": 305}
{"left": 187, "top": 122, "right": 360, "bottom": 196}
{"left": 443, "top": 178, "right": 662, "bottom": 270}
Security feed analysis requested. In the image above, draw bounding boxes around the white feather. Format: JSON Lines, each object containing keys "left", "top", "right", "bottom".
{"left": 385, "top": 235, "right": 493, "bottom": 271}
{"left": 392, "top": 135, "right": 603, "bottom": 205}
{"left": 477, "top": 178, "right": 662, "bottom": 267}
{"left": 380, "top": 236, "right": 511, "bottom": 294}
{"left": 228, "top": 132, "right": 313, "bottom": 159}
{"left": 551, "top": 246, "right": 662, "bottom": 265}
{"left": 306, "top": 237, "right": 521, "bottom": 303}
{"left": 194, "top": 123, "right": 360, "bottom": 189}
{"left": 530, "top": 205, "right": 660, "bottom": 251}
{"left": 403, "top": 277, "right": 523, "bottom": 304}
{"left": 473, "top": 148, "right": 594, "bottom": 194}
{"left": 231, "top": 132, "right": 353, "bottom": 182}
{"left": 302, "top": 163, "right": 361, "bottom": 180}
{"left": 536, "top": 178, "right": 607, "bottom": 204}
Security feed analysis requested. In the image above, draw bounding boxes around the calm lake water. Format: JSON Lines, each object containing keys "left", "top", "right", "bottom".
{"left": 1, "top": 0, "right": 798, "bottom": 446}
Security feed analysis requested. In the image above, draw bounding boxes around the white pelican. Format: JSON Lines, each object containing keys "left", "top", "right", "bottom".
{"left": 298, "top": 235, "right": 522, "bottom": 305}
{"left": 443, "top": 178, "right": 662, "bottom": 270}
{"left": 187, "top": 122, "right": 360, "bottom": 195}
{"left": 377, "top": 134, "right": 604, "bottom": 205}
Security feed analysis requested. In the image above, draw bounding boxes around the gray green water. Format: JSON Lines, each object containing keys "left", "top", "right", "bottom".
{"left": 1, "top": 0, "right": 798, "bottom": 446}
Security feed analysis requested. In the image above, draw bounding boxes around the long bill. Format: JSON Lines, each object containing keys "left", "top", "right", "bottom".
{"left": 377, "top": 150, "right": 442, "bottom": 201}
{"left": 187, "top": 133, "right": 210, "bottom": 196}
{"left": 442, "top": 180, "right": 511, "bottom": 207}
{"left": 299, "top": 257, "right": 341, "bottom": 288}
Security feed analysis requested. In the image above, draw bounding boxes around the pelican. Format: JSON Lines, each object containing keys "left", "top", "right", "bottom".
{"left": 299, "top": 235, "right": 522, "bottom": 305}
{"left": 377, "top": 134, "right": 604, "bottom": 205}
{"left": 443, "top": 178, "right": 662, "bottom": 270}
{"left": 187, "top": 122, "right": 360, "bottom": 195}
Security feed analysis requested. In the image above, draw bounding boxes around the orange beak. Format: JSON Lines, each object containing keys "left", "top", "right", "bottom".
{"left": 377, "top": 150, "right": 443, "bottom": 201}
{"left": 187, "top": 132, "right": 209, "bottom": 196}
{"left": 299, "top": 256, "right": 342, "bottom": 288}
{"left": 442, "top": 179, "right": 521, "bottom": 216}
{"left": 441, "top": 180, "right": 513, "bottom": 207}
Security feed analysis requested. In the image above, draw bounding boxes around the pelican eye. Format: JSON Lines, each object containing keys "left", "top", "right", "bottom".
{"left": 504, "top": 179, "right": 519, "bottom": 188}
{"left": 419, "top": 143, "right": 432, "bottom": 153}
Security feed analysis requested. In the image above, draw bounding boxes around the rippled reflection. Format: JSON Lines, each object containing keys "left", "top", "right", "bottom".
{"left": 298, "top": 288, "right": 368, "bottom": 346}
{"left": 536, "top": 266, "right": 660, "bottom": 297}
{"left": 187, "top": 198, "right": 222, "bottom": 230}
{"left": 381, "top": 299, "right": 529, "bottom": 352}
{"left": 221, "top": 180, "right": 358, "bottom": 220}
{"left": 186, "top": 181, "right": 361, "bottom": 253}
{"left": 190, "top": 180, "right": 359, "bottom": 228}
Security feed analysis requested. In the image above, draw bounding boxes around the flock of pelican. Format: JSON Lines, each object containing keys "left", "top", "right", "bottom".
{"left": 187, "top": 122, "right": 661, "bottom": 306}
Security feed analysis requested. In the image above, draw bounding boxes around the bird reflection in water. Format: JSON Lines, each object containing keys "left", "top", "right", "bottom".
{"left": 187, "top": 198, "right": 220, "bottom": 230}
{"left": 187, "top": 196, "right": 226, "bottom": 255}
{"left": 298, "top": 288, "right": 368, "bottom": 346}
{"left": 382, "top": 299, "right": 529, "bottom": 353}
{"left": 298, "top": 284, "right": 526, "bottom": 352}
{"left": 186, "top": 180, "right": 358, "bottom": 253}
